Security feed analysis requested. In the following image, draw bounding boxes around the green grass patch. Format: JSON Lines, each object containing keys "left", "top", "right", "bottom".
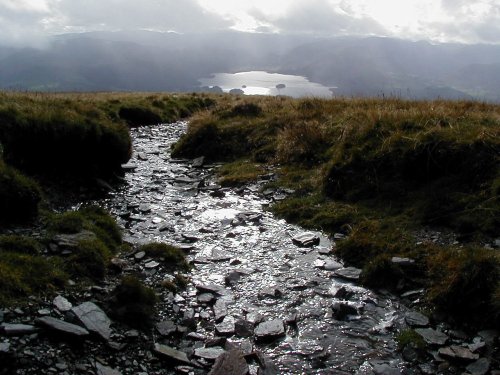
{"left": 138, "top": 242, "right": 189, "bottom": 270}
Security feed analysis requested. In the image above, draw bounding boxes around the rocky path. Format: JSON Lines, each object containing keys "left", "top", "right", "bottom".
{"left": 2, "top": 122, "right": 496, "bottom": 375}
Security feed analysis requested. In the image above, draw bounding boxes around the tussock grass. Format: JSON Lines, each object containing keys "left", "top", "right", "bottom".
{"left": 173, "top": 95, "right": 500, "bottom": 328}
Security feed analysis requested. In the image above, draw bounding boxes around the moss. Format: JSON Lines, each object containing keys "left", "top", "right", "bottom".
{"left": 109, "top": 275, "right": 157, "bottom": 329}
{"left": 66, "top": 239, "right": 112, "bottom": 281}
{"left": 138, "top": 242, "right": 189, "bottom": 270}
{"left": 218, "top": 160, "right": 264, "bottom": 186}
{"left": 396, "top": 329, "right": 426, "bottom": 351}
{"left": 0, "top": 235, "right": 41, "bottom": 255}
{"left": 0, "top": 160, "right": 41, "bottom": 223}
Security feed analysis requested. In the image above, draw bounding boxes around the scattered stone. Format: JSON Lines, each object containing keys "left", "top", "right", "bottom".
{"left": 134, "top": 251, "right": 146, "bottom": 260}
{"left": 196, "top": 284, "right": 225, "bottom": 294}
{"left": 192, "top": 157, "right": 205, "bottom": 168}
{"left": 194, "top": 347, "right": 226, "bottom": 361}
{"left": 37, "top": 309, "right": 51, "bottom": 316}
{"left": 72, "top": 302, "right": 112, "bottom": 341}
{"left": 154, "top": 344, "right": 191, "bottom": 365}
{"left": 225, "top": 271, "right": 241, "bottom": 286}
{"left": 334, "top": 267, "right": 362, "bottom": 281}
{"left": 216, "top": 316, "right": 236, "bottom": 336}
{"left": 138, "top": 204, "right": 151, "bottom": 213}
{"left": 258, "top": 287, "right": 283, "bottom": 299}
{"left": 415, "top": 328, "right": 449, "bottom": 346}
{"left": 1, "top": 323, "right": 37, "bottom": 336}
{"left": 246, "top": 312, "right": 263, "bottom": 325}
{"left": 405, "top": 311, "right": 429, "bottom": 327}
{"left": 144, "top": 260, "right": 160, "bottom": 269}
{"left": 466, "top": 358, "right": 491, "bottom": 375}
{"left": 235, "top": 319, "right": 254, "bottom": 337}
{"left": 330, "top": 286, "right": 353, "bottom": 299}
{"left": 156, "top": 320, "right": 176, "bottom": 337}
{"left": 198, "top": 293, "right": 216, "bottom": 304}
{"left": 96, "top": 362, "right": 122, "bottom": 375}
{"left": 35, "top": 317, "right": 89, "bottom": 338}
{"left": 323, "top": 260, "right": 343, "bottom": 271}
{"left": 254, "top": 351, "right": 278, "bottom": 375}
{"left": 213, "top": 299, "right": 228, "bottom": 322}
{"left": 208, "top": 349, "right": 249, "bottom": 375}
{"left": 254, "top": 320, "right": 285, "bottom": 342}
{"left": 292, "top": 232, "right": 320, "bottom": 247}
{"left": 121, "top": 163, "right": 137, "bottom": 171}
{"left": 331, "top": 302, "right": 358, "bottom": 320}
{"left": 391, "top": 257, "right": 415, "bottom": 266}
{"left": 0, "top": 342, "right": 10, "bottom": 353}
{"left": 438, "top": 346, "right": 479, "bottom": 362}
{"left": 187, "top": 332, "right": 207, "bottom": 341}
{"left": 371, "top": 361, "right": 401, "bottom": 375}
{"left": 137, "top": 152, "right": 148, "bottom": 161}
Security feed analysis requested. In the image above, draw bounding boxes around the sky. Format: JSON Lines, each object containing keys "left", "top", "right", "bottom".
{"left": 0, "top": 0, "right": 499, "bottom": 47}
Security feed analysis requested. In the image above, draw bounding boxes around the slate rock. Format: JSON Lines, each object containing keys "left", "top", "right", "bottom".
{"left": 334, "top": 267, "right": 362, "bottom": 280}
{"left": 391, "top": 257, "right": 415, "bottom": 266}
{"left": 216, "top": 316, "right": 236, "bottom": 336}
{"left": 225, "top": 271, "right": 242, "bottom": 286}
{"left": 192, "top": 157, "right": 205, "bottom": 168}
{"left": 438, "top": 346, "right": 479, "bottom": 362}
{"left": 154, "top": 343, "right": 191, "bottom": 365}
{"left": 258, "top": 287, "right": 283, "bottom": 299}
{"left": 235, "top": 319, "right": 254, "bottom": 338}
{"left": 415, "top": 328, "right": 449, "bottom": 346}
{"left": 96, "top": 362, "right": 122, "bottom": 375}
{"left": 156, "top": 320, "right": 176, "bottom": 337}
{"left": 331, "top": 302, "right": 358, "bottom": 320}
{"left": 213, "top": 299, "right": 228, "bottom": 322}
{"left": 292, "top": 232, "right": 320, "bottom": 247}
{"left": 35, "top": 316, "right": 89, "bottom": 338}
{"left": 254, "top": 351, "right": 278, "bottom": 375}
{"left": 208, "top": 349, "right": 249, "bottom": 375}
{"left": 323, "top": 260, "right": 343, "bottom": 271}
{"left": 196, "top": 283, "right": 225, "bottom": 294}
{"left": 194, "top": 347, "right": 226, "bottom": 361}
{"left": 144, "top": 260, "right": 160, "bottom": 269}
{"left": 254, "top": 320, "right": 285, "bottom": 342}
{"left": 134, "top": 251, "right": 146, "bottom": 260}
{"left": 71, "top": 302, "right": 112, "bottom": 341}
{"left": 1, "top": 323, "right": 37, "bottom": 336}
{"left": 466, "top": 358, "right": 491, "bottom": 375}
{"left": 405, "top": 311, "right": 429, "bottom": 327}
{"left": 121, "top": 163, "right": 137, "bottom": 171}
{"left": 0, "top": 342, "right": 10, "bottom": 353}
{"left": 198, "top": 293, "right": 216, "bottom": 304}
{"left": 53, "top": 231, "right": 97, "bottom": 248}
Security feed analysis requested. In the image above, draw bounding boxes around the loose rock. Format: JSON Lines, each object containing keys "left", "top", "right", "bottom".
{"left": 71, "top": 302, "right": 112, "bottom": 341}
{"left": 254, "top": 320, "right": 285, "bottom": 342}
{"left": 208, "top": 349, "right": 249, "bottom": 375}
{"left": 35, "top": 316, "right": 89, "bottom": 338}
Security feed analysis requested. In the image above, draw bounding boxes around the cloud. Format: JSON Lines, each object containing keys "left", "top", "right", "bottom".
{"left": 251, "top": 0, "right": 386, "bottom": 36}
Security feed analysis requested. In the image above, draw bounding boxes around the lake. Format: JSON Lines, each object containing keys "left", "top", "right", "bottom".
{"left": 199, "top": 71, "right": 334, "bottom": 98}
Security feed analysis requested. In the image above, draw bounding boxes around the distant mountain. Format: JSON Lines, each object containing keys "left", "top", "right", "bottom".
{"left": 0, "top": 31, "right": 499, "bottom": 101}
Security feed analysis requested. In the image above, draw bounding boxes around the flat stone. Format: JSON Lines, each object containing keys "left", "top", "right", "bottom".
{"left": 235, "top": 319, "right": 254, "bottom": 337}
{"left": 225, "top": 271, "right": 241, "bottom": 286}
{"left": 121, "top": 163, "right": 137, "bottom": 171}
{"left": 194, "top": 347, "right": 226, "bottom": 361}
{"left": 323, "top": 260, "right": 343, "bottom": 271}
{"left": 1, "top": 323, "right": 37, "bottom": 336}
{"left": 258, "top": 287, "right": 283, "bottom": 299}
{"left": 95, "top": 363, "right": 122, "bottom": 375}
{"left": 53, "top": 230, "right": 97, "bottom": 248}
{"left": 144, "top": 260, "right": 160, "bottom": 269}
{"left": 71, "top": 302, "right": 112, "bottom": 341}
{"left": 156, "top": 320, "right": 176, "bottom": 337}
{"left": 415, "top": 328, "right": 449, "bottom": 346}
{"left": 138, "top": 204, "right": 151, "bottom": 213}
{"left": 53, "top": 296, "right": 73, "bottom": 312}
{"left": 254, "top": 351, "right": 278, "bottom": 375}
{"left": 38, "top": 309, "right": 51, "bottom": 316}
{"left": 334, "top": 267, "right": 362, "bottom": 280}
{"left": 198, "top": 293, "right": 216, "bottom": 304}
{"left": 391, "top": 257, "right": 415, "bottom": 266}
{"left": 438, "top": 346, "right": 479, "bottom": 362}
{"left": 154, "top": 344, "right": 191, "bottom": 365}
{"left": 213, "top": 299, "right": 228, "bottom": 322}
{"left": 331, "top": 302, "right": 358, "bottom": 320}
{"left": 192, "top": 156, "right": 205, "bottom": 168}
{"left": 466, "top": 358, "right": 491, "bottom": 375}
{"left": 134, "top": 251, "right": 146, "bottom": 260}
{"left": 0, "top": 342, "right": 10, "bottom": 353}
{"left": 215, "top": 316, "right": 235, "bottom": 336}
{"left": 208, "top": 349, "right": 249, "bottom": 375}
{"left": 35, "top": 317, "right": 89, "bottom": 338}
{"left": 254, "top": 320, "right": 285, "bottom": 342}
{"left": 405, "top": 311, "right": 429, "bottom": 327}
{"left": 137, "top": 152, "right": 148, "bottom": 161}
{"left": 292, "top": 232, "right": 320, "bottom": 247}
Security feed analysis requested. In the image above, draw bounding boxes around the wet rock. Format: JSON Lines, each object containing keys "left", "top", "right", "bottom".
{"left": 187, "top": 332, "right": 207, "bottom": 341}
{"left": 235, "top": 319, "right": 254, "bottom": 337}
{"left": 144, "top": 260, "right": 160, "bottom": 269}
{"left": 54, "top": 296, "right": 74, "bottom": 313}
{"left": 198, "top": 293, "right": 216, "bottom": 304}
{"left": 138, "top": 204, "right": 151, "bottom": 213}
{"left": 137, "top": 152, "right": 148, "bottom": 161}
{"left": 371, "top": 361, "right": 401, "bottom": 375}
{"left": 1, "top": 323, "right": 37, "bottom": 336}
{"left": 53, "top": 230, "right": 97, "bottom": 249}
{"left": 213, "top": 299, "right": 228, "bottom": 322}
{"left": 96, "top": 362, "right": 122, "bottom": 375}
{"left": 156, "top": 320, "right": 176, "bottom": 337}
{"left": 192, "top": 157, "right": 205, "bottom": 168}
{"left": 246, "top": 312, "right": 263, "bottom": 325}
{"left": 216, "top": 316, "right": 236, "bottom": 336}
{"left": 405, "top": 311, "right": 429, "bottom": 327}
{"left": 134, "top": 251, "right": 146, "bottom": 260}
{"left": 154, "top": 343, "right": 191, "bottom": 365}
{"left": 466, "top": 358, "right": 491, "bottom": 375}
{"left": 35, "top": 317, "right": 89, "bottom": 338}
{"left": 208, "top": 349, "right": 249, "bottom": 375}
{"left": 330, "top": 286, "right": 353, "bottom": 299}
{"left": 194, "top": 347, "right": 226, "bottom": 361}
{"left": 254, "top": 320, "right": 285, "bottom": 342}
{"left": 253, "top": 351, "right": 278, "bottom": 375}
{"left": 415, "top": 328, "right": 449, "bottom": 346}
{"left": 331, "top": 302, "right": 358, "bottom": 320}
{"left": 258, "top": 287, "right": 283, "bottom": 299}
{"left": 121, "top": 163, "right": 138, "bottom": 171}
{"left": 438, "top": 346, "right": 479, "bottom": 362}
{"left": 334, "top": 267, "right": 362, "bottom": 281}
{"left": 323, "top": 260, "right": 343, "bottom": 271}
{"left": 225, "top": 271, "right": 242, "bottom": 286}
{"left": 71, "top": 302, "right": 112, "bottom": 341}
{"left": 196, "top": 283, "right": 225, "bottom": 294}
{"left": 292, "top": 232, "right": 320, "bottom": 247}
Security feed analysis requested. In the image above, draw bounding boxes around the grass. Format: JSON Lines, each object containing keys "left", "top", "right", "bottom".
{"left": 138, "top": 242, "right": 189, "bottom": 271}
{"left": 173, "top": 95, "right": 500, "bottom": 329}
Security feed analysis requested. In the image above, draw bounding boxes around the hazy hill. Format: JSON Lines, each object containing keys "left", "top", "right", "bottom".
{"left": 0, "top": 31, "right": 499, "bottom": 101}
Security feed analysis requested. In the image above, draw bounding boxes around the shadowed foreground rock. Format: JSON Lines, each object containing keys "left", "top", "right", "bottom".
{"left": 208, "top": 349, "right": 249, "bottom": 375}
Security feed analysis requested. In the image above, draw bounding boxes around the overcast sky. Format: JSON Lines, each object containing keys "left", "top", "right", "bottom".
{"left": 0, "top": 0, "right": 499, "bottom": 47}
